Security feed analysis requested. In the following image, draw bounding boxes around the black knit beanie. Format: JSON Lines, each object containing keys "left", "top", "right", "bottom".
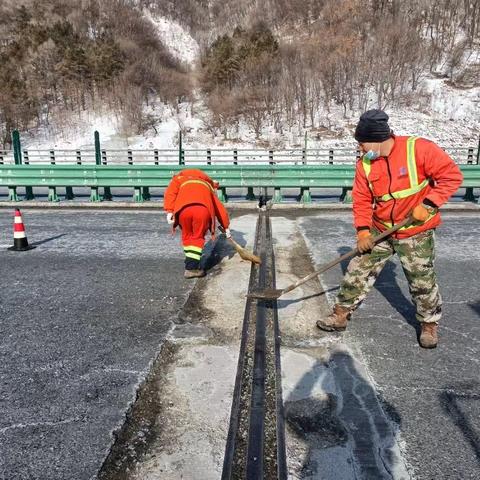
{"left": 354, "top": 109, "right": 392, "bottom": 143}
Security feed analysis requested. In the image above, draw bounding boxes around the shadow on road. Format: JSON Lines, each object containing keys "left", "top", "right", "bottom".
{"left": 202, "top": 229, "right": 247, "bottom": 272}
{"left": 469, "top": 301, "right": 480, "bottom": 318}
{"left": 338, "top": 246, "right": 419, "bottom": 334}
{"left": 276, "top": 287, "right": 339, "bottom": 309}
{"left": 31, "top": 233, "right": 67, "bottom": 247}
{"left": 284, "top": 350, "right": 404, "bottom": 479}
{"left": 440, "top": 382, "right": 480, "bottom": 467}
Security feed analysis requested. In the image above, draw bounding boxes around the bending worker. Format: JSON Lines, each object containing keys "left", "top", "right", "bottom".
{"left": 164, "top": 168, "right": 231, "bottom": 279}
{"left": 316, "top": 109, "right": 463, "bottom": 348}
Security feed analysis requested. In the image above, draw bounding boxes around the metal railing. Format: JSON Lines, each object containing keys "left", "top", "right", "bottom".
{"left": 0, "top": 146, "right": 477, "bottom": 166}
{"left": 2, "top": 129, "right": 479, "bottom": 166}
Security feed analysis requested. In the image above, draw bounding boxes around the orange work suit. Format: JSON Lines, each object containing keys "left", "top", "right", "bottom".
{"left": 164, "top": 169, "right": 230, "bottom": 270}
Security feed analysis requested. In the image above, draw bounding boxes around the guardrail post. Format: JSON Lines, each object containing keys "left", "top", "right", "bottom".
{"left": 303, "top": 131, "right": 307, "bottom": 165}
{"left": 47, "top": 150, "right": 59, "bottom": 202}
{"left": 48, "top": 187, "right": 59, "bottom": 202}
{"left": 93, "top": 132, "right": 102, "bottom": 202}
{"left": 329, "top": 149, "right": 334, "bottom": 164}
{"left": 90, "top": 187, "right": 101, "bottom": 202}
{"left": 23, "top": 150, "right": 35, "bottom": 200}
{"left": 217, "top": 187, "right": 228, "bottom": 202}
{"left": 91, "top": 131, "right": 102, "bottom": 202}
{"left": 269, "top": 150, "right": 274, "bottom": 165}
{"left": 142, "top": 187, "right": 151, "bottom": 201}
{"left": 133, "top": 187, "right": 144, "bottom": 203}
{"left": 68, "top": 150, "right": 80, "bottom": 199}
{"left": 207, "top": 149, "right": 211, "bottom": 165}
{"left": 128, "top": 149, "right": 133, "bottom": 165}
{"left": 178, "top": 130, "right": 184, "bottom": 165}
{"left": 476, "top": 136, "right": 480, "bottom": 164}
{"left": 10, "top": 131, "right": 21, "bottom": 201}
{"left": 103, "top": 187, "right": 113, "bottom": 201}
{"left": 246, "top": 187, "right": 256, "bottom": 200}
{"left": 8, "top": 187, "right": 19, "bottom": 202}
{"left": 300, "top": 187, "right": 311, "bottom": 203}
{"left": 462, "top": 157, "right": 477, "bottom": 202}
{"left": 233, "top": 149, "right": 238, "bottom": 165}
{"left": 0, "top": 150, "right": 4, "bottom": 164}
{"left": 98, "top": 137, "right": 112, "bottom": 197}
{"left": 48, "top": 187, "right": 59, "bottom": 201}
{"left": 65, "top": 152, "right": 76, "bottom": 198}
{"left": 94, "top": 131, "right": 101, "bottom": 165}
{"left": 65, "top": 186, "right": 74, "bottom": 200}
{"left": 12, "top": 130, "right": 22, "bottom": 165}
{"left": 340, "top": 187, "right": 353, "bottom": 203}
{"left": 154, "top": 149, "right": 159, "bottom": 165}
{"left": 273, "top": 187, "right": 282, "bottom": 203}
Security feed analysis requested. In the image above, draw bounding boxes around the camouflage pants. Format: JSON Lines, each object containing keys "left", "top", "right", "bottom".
{"left": 337, "top": 229, "right": 442, "bottom": 323}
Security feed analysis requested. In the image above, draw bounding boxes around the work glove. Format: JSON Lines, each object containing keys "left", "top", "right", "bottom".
{"left": 224, "top": 228, "right": 232, "bottom": 239}
{"left": 412, "top": 203, "right": 436, "bottom": 223}
{"left": 357, "top": 230, "right": 374, "bottom": 253}
{"left": 166, "top": 212, "right": 174, "bottom": 225}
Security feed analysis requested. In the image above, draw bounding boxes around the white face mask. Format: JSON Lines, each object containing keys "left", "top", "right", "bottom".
{"left": 364, "top": 150, "right": 380, "bottom": 161}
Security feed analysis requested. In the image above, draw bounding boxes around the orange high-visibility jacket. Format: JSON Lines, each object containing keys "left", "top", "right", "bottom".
{"left": 164, "top": 169, "right": 230, "bottom": 235}
{"left": 353, "top": 136, "right": 463, "bottom": 239}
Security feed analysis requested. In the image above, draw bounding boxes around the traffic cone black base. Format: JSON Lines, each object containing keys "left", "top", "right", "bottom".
{"left": 8, "top": 243, "right": 36, "bottom": 252}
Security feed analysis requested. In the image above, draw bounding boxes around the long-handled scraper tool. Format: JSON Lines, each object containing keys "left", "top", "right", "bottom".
{"left": 248, "top": 216, "right": 413, "bottom": 300}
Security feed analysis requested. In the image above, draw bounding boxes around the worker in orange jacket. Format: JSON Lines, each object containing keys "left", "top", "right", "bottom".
{"left": 316, "top": 109, "right": 463, "bottom": 348}
{"left": 164, "top": 169, "right": 231, "bottom": 278}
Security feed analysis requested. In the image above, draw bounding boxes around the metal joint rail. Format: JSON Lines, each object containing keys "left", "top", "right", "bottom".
{"left": 222, "top": 209, "right": 287, "bottom": 480}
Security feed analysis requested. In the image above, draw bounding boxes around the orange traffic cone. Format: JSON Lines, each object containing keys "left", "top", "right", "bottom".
{"left": 8, "top": 209, "right": 35, "bottom": 251}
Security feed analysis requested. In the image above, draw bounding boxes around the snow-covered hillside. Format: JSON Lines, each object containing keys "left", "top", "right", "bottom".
{"left": 20, "top": 15, "right": 480, "bottom": 152}
{"left": 143, "top": 11, "right": 200, "bottom": 67}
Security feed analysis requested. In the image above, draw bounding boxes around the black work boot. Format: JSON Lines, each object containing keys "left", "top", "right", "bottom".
{"left": 316, "top": 305, "right": 351, "bottom": 332}
{"left": 419, "top": 322, "right": 438, "bottom": 348}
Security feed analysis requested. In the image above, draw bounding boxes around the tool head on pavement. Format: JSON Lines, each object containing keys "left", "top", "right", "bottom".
{"left": 218, "top": 226, "right": 261, "bottom": 265}
{"left": 247, "top": 288, "right": 284, "bottom": 300}
{"left": 248, "top": 215, "right": 413, "bottom": 300}
{"left": 230, "top": 238, "right": 261, "bottom": 264}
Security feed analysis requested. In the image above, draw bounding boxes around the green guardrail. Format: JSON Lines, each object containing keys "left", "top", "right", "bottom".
{"left": 0, "top": 164, "right": 479, "bottom": 204}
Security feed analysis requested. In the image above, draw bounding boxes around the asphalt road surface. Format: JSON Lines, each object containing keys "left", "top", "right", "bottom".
{"left": 299, "top": 212, "right": 480, "bottom": 479}
{"left": 0, "top": 210, "right": 192, "bottom": 480}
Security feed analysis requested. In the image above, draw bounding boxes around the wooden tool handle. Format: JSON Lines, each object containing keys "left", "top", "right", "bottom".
{"left": 281, "top": 216, "right": 413, "bottom": 295}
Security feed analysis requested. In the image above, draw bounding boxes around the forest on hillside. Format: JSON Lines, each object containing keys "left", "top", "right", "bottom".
{"left": 0, "top": 0, "right": 191, "bottom": 146}
{"left": 0, "top": 0, "right": 479, "bottom": 146}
